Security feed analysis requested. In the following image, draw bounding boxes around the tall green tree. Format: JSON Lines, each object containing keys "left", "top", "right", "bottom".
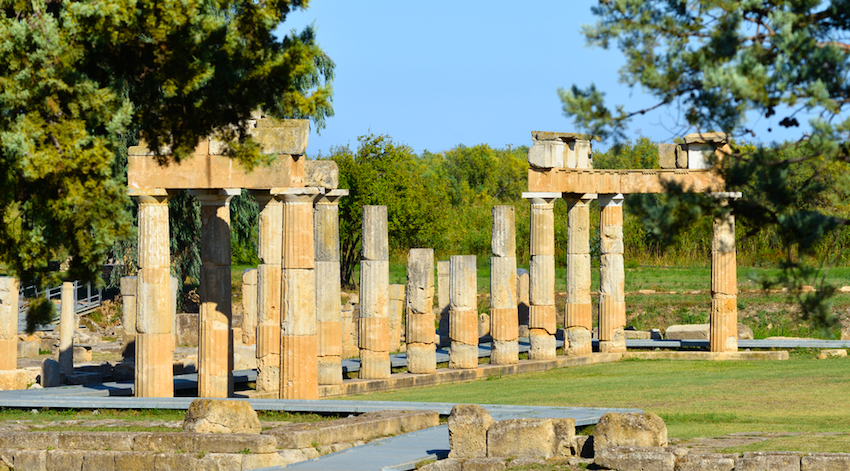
{"left": 560, "top": 0, "right": 850, "bottom": 330}
{"left": 0, "top": 0, "right": 332, "bottom": 293}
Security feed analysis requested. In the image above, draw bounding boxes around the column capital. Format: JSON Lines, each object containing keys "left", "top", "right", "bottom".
{"left": 129, "top": 188, "right": 173, "bottom": 205}
{"left": 521, "top": 192, "right": 560, "bottom": 205}
{"left": 598, "top": 193, "right": 625, "bottom": 207}
{"left": 562, "top": 193, "right": 597, "bottom": 204}
{"left": 271, "top": 186, "right": 322, "bottom": 203}
{"left": 315, "top": 188, "right": 349, "bottom": 205}
{"left": 190, "top": 188, "right": 241, "bottom": 205}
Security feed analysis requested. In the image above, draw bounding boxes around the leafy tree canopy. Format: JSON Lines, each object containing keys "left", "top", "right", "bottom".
{"left": 560, "top": 0, "right": 850, "bottom": 331}
{"left": 0, "top": 0, "right": 333, "bottom": 290}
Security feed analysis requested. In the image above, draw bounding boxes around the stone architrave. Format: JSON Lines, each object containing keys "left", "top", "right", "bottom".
{"left": 314, "top": 189, "right": 348, "bottom": 385}
{"left": 359, "top": 205, "right": 391, "bottom": 379}
{"left": 251, "top": 192, "right": 282, "bottom": 393}
{"left": 0, "top": 277, "right": 20, "bottom": 371}
{"left": 564, "top": 194, "right": 595, "bottom": 356}
{"left": 490, "top": 206, "right": 518, "bottom": 365}
{"left": 277, "top": 187, "right": 321, "bottom": 399}
{"left": 406, "top": 248, "right": 436, "bottom": 374}
{"left": 523, "top": 192, "right": 560, "bottom": 360}
{"left": 436, "top": 260, "right": 451, "bottom": 341}
{"left": 598, "top": 194, "right": 626, "bottom": 353}
{"left": 120, "top": 277, "right": 137, "bottom": 359}
{"left": 133, "top": 190, "right": 174, "bottom": 398}
{"left": 449, "top": 255, "right": 478, "bottom": 369}
{"left": 241, "top": 269, "right": 258, "bottom": 346}
{"left": 711, "top": 197, "right": 739, "bottom": 353}
{"left": 59, "top": 282, "right": 75, "bottom": 377}
{"left": 193, "top": 189, "right": 239, "bottom": 398}
{"left": 388, "top": 284, "right": 405, "bottom": 353}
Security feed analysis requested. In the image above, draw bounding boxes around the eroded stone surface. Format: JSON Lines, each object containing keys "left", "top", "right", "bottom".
{"left": 183, "top": 399, "right": 261, "bottom": 434}
{"left": 448, "top": 405, "right": 494, "bottom": 459}
{"left": 593, "top": 412, "right": 668, "bottom": 454}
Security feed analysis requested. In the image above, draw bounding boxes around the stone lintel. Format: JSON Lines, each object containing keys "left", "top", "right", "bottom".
{"left": 529, "top": 169, "right": 725, "bottom": 194}
{"left": 531, "top": 131, "right": 602, "bottom": 143}
{"left": 683, "top": 132, "right": 729, "bottom": 145}
{"left": 128, "top": 154, "right": 303, "bottom": 191}
{"left": 128, "top": 188, "right": 171, "bottom": 197}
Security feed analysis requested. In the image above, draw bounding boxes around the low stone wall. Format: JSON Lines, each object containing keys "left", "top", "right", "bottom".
{"left": 0, "top": 410, "right": 439, "bottom": 471}
{"left": 593, "top": 446, "right": 850, "bottom": 471}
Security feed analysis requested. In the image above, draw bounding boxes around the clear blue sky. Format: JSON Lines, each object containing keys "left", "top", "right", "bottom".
{"left": 280, "top": 1, "right": 804, "bottom": 156}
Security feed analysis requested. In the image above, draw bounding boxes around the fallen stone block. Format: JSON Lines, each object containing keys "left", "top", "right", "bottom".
{"left": 486, "top": 419, "right": 554, "bottom": 459}
{"left": 448, "top": 404, "right": 494, "bottom": 459}
{"left": 817, "top": 349, "right": 847, "bottom": 359}
{"left": 73, "top": 345, "right": 92, "bottom": 363}
{"left": 593, "top": 412, "right": 667, "bottom": 455}
{"left": 183, "top": 399, "right": 262, "bottom": 434}
{"left": 17, "top": 340, "right": 39, "bottom": 358}
{"left": 594, "top": 446, "right": 676, "bottom": 471}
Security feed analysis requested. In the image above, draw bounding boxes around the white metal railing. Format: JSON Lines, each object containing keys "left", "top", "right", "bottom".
{"left": 17, "top": 281, "right": 102, "bottom": 332}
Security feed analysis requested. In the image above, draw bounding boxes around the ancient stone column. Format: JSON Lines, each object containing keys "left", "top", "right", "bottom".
{"left": 436, "top": 260, "right": 450, "bottom": 342}
{"left": 193, "top": 189, "right": 239, "bottom": 398}
{"left": 59, "top": 282, "right": 75, "bottom": 377}
{"left": 252, "top": 192, "right": 281, "bottom": 392}
{"left": 524, "top": 193, "right": 559, "bottom": 360}
{"left": 314, "top": 189, "right": 347, "bottom": 385}
{"left": 516, "top": 268, "right": 530, "bottom": 330}
{"left": 711, "top": 202, "right": 738, "bottom": 353}
{"left": 388, "top": 285, "right": 405, "bottom": 353}
{"left": 490, "top": 206, "right": 518, "bottom": 365}
{"left": 134, "top": 191, "right": 174, "bottom": 398}
{"left": 598, "top": 194, "right": 626, "bottom": 353}
{"left": 359, "top": 205, "right": 391, "bottom": 379}
{"left": 0, "top": 277, "right": 20, "bottom": 371}
{"left": 241, "top": 269, "right": 258, "bottom": 346}
{"left": 449, "top": 255, "right": 478, "bottom": 369}
{"left": 278, "top": 187, "right": 320, "bottom": 399}
{"left": 406, "top": 248, "right": 435, "bottom": 374}
{"left": 564, "top": 195, "right": 594, "bottom": 356}
{"left": 120, "top": 277, "right": 137, "bottom": 359}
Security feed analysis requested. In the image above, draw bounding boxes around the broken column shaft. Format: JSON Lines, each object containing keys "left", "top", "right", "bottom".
{"left": 564, "top": 195, "right": 594, "bottom": 356}
{"left": 711, "top": 201, "right": 738, "bottom": 353}
{"left": 525, "top": 193, "right": 559, "bottom": 360}
{"left": 598, "top": 194, "right": 626, "bottom": 353}
{"left": 359, "top": 205, "right": 391, "bottom": 379}
{"left": 449, "top": 255, "right": 478, "bottom": 369}
{"left": 253, "top": 192, "right": 282, "bottom": 392}
{"left": 406, "top": 248, "right": 436, "bottom": 374}
{"left": 315, "top": 189, "right": 347, "bottom": 385}
{"left": 490, "top": 206, "right": 518, "bottom": 365}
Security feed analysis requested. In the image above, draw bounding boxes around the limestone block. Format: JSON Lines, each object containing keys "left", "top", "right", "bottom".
{"left": 802, "top": 453, "right": 850, "bottom": 471}
{"left": 317, "top": 320, "right": 342, "bottom": 357}
{"left": 359, "top": 317, "right": 390, "bottom": 352}
{"left": 490, "top": 340, "right": 518, "bottom": 365}
{"left": 528, "top": 329, "right": 556, "bottom": 360}
{"left": 234, "top": 345, "right": 258, "bottom": 370}
{"left": 17, "top": 340, "right": 38, "bottom": 358}
{"left": 593, "top": 412, "right": 668, "bottom": 454}
{"left": 46, "top": 449, "right": 86, "bottom": 470}
{"left": 281, "top": 268, "right": 316, "bottom": 336}
{"left": 566, "top": 254, "right": 592, "bottom": 304}
{"left": 449, "top": 342, "right": 478, "bottom": 369}
{"left": 406, "top": 343, "right": 436, "bottom": 374}
{"left": 136, "top": 266, "right": 174, "bottom": 335}
{"left": 73, "top": 346, "right": 92, "bottom": 363}
{"left": 305, "top": 160, "right": 339, "bottom": 189}
{"left": 360, "top": 260, "right": 389, "bottom": 320}
{"left": 359, "top": 349, "right": 390, "bottom": 379}
{"left": 314, "top": 203, "right": 340, "bottom": 263}
{"left": 280, "top": 334, "right": 318, "bottom": 399}
{"left": 281, "top": 199, "right": 315, "bottom": 269}
{"left": 573, "top": 139, "right": 593, "bottom": 169}
{"left": 135, "top": 332, "right": 174, "bottom": 398}
{"left": 406, "top": 249, "right": 434, "bottom": 314}
{"left": 677, "top": 453, "right": 736, "bottom": 471}
{"left": 594, "top": 446, "right": 676, "bottom": 471}
{"left": 529, "top": 255, "right": 555, "bottom": 306}
{"left": 242, "top": 452, "right": 286, "bottom": 470}
{"left": 665, "top": 324, "right": 709, "bottom": 340}
{"left": 448, "top": 404, "right": 494, "bottom": 459}
{"left": 598, "top": 329, "right": 626, "bottom": 353}
{"left": 486, "top": 418, "right": 553, "bottom": 459}
{"left": 552, "top": 418, "right": 576, "bottom": 458}
{"left": 527, "top": 140, "right": 565, "bottom": 169}
{"left": 566, "top": 200, "right": 591, "bottom": 254}
{"left": 450, "top": 256, "right": 477, "bottom": 310}
{"left": 56, "top": 432, "right": 134, "bottom": 451}
{"left": 490, "top": 257, "right": 517, "bottom": 309}
{"left": 449, "top": 307, "right": 478, "bottom": 345}
{"left": 183, "top": 398, "right": 261, "bottom": 434}
{"left": 419, "top": 458, "right": 462, "bottom": 471}
{"left": 256, "top": 197, "right": 283, "bottom": 264}
{"left": 658, "top": 143, "right": 678, "bottom": 169}
{"left": 529, "top": 207, "right": 555, "bottom": 256}
{"left": 529, "top": 305, "right": 556, "bottom": 333}
{"left": 491, "top": 206, "right": 516, "bottom": 257}
{"left": 817, "top": 349, "right": 848, "bottom": 359}
{"left": 257, "top": 264, "right": 281, "bottom": 326}
{"left": 113, "top": 452, "right": 156, "bottom": 471}
{"left": 600, "top": 223, "right": 624, "bottom": 255}
{"left": 175, "top": 313, "right": 199, "bottom": 347}
{"left": 0, "top": 370, "right": 27, "bottom": 391}
{"left": 361, "top": 206, "right": 389, "bottom": 261}
{"left": 406, "top": 312, "right": 435, "bottom": 344}
{"left": 737, "top": 451, "right": 802, "bottom": 471}
{"left": 489, "top": 308, "right": 518, "bottom": 341}
{"left": 687, "top": 143, "right": 714, "bottom": 169}
{"left": 247, "top": 117, "right": 309, "bottom": 155}
{"left": 315, "top": 262, "right": 342, "bottom": 324}
{"left": 0, "top": 340, "right": 14, "bottom": 370}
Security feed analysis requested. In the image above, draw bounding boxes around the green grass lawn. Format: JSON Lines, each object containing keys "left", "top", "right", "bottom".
{"left": 349, "top": 354, "right": 850, "bottom": 452}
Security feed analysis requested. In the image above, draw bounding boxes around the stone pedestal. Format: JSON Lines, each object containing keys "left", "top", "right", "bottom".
{"left": 120, "top": 277, "right": 137, "bottom": 359}
{"left": 490, "top": 206, "right": 518, "bottom": 365}
{"left": 315, "top": 189, "right": 347, "bottom": 385}
{"left": 359, "top": 206, "right": 391, "bottom": 379}
{"left": 194, "top": 190, "right": 239, "bottom": 398}
{"left": 711, "top": 207, "right": 738, "bottom": 352}
{"left": 134, "top": 191, "right": 174, "bottom": 397}
{"left": 242, "top": 269, "right": 258, "bottom": 346}
{"left": 598, "top": 194, "right": 626, "bottom": 353}
{"left": 0, "top": 277, "right": 20, "bottom": 371}
{"left": 564, "top": 195, "right": 594, "bottom": 356}
{"left": 406, "top": 249, "right": 436, "bottom": 374}
{"left": 278, "top": 188, "right": 320, "bottom": 399}
{"left": 59, "top": 282, "right": 75, "bottom": 378}
{"left": 524, "top": 193, "right": 559, "bottom": 360}
{"left": 449, "top": 255, "right": 478, "bottom": 369}
{"left": 252, "top": 192, "right": 282, "bottom": 392}
{"left": 436, "top": 260, "right": 451, "bottom": 341}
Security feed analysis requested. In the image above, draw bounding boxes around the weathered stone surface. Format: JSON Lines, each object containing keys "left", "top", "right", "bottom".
{"left": 564, "top": 327, "right": 592, "bottom": 356}
{"left": 491, "top": 206, "right": 516, "bottom": 257}
{"left": 658, "top": 143, "right": 678, "bottom": 169}
{"left": 676, "top": 453, "right": 736, "bottom": 471}
{"left": 419, "top": 458, "right": 462, "bottom": 471}
{"left": 666, "top": 324, "right": 710, "bottom": 340}
{"left": 0, "top": 370, "right": 28, "bottom": 391}
{"left": 448, "top": 404, "right": 494, "bottom": 459}
{"left": 527, "top": 140, "right": 565, "bottom": 169}
{"left": 487, "top": 419, "right": 554, "bottom": 459}
{"left": 305, "top": 160, "right": 339, "bottom": 189}
{"left": 361, "top": 206, "right": 389, "bottom": 261}
{"left": 183, "top": 399, "right": 261, "bottom": 434}
{"left": 242, "top": 452, "right": 286, "bottom": 470}
{"left": 594, "top": 446, "right": 676, "bottom": 471}
{"left": 463, "top": 457, "right": 507, "bottom": 471}
{"left": 388, "top": 284, "right": 405, "bottom": 352}
{"left": 801, "top": 453, "right": 850, "bottom": 471}
{"left": 47, "top": 449, "right": 85, "bottom": 470}
{"left": 573, "top": 435, "right": 593, "bottom": 458}
{"left": 529, "top": 255, "right": 555, "bottom": 306}
{"left": 553, "top": 418, "right": 576, "bottom": 458}
{"left": 113, "top": 452, "right": 156, "bottom": 471}
{"left": 817, "top": 349, "right": 848, "bottom": 359}
{"left": 593, "top": 412, "right": 668, "bottom": 454}
{"left": 737, "top": 451, "right": 801, "bottom": 471}
{"left": 176, "top": 313, "right": 199, "bottom": 347}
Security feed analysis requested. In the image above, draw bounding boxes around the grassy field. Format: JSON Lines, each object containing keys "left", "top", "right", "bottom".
{"left": 351, "top": 353, "right": 850, "bottom": 453}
